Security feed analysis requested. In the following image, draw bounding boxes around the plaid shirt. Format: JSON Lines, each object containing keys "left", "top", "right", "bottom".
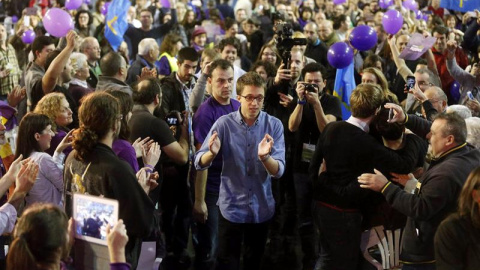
{"left": 0, "top": 44, "right": 20, "bottom": 95}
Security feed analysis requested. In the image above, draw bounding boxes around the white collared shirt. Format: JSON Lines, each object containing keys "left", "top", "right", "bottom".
{"left": 346, "top": 116, "right": 369, "bottom": 133}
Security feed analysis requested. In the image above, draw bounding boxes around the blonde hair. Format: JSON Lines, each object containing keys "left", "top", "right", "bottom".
{"left": 362, "top": 67, "right": 399, "bottom": 104}
{"left": 350, "top": 83, "right": 385, "bottom": 118}
{"left": 34, "top": 93, "right": 66, "bottom": 131}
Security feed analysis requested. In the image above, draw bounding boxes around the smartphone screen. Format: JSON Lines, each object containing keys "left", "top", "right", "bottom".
{"left": 406, "top": 76, "right": 415, "bottom": 90}
{"left": 388, "top": 108, "right": 394, "bottom": 121}
{"left": 23, "top": 16, "right": 30, "bottom": 27}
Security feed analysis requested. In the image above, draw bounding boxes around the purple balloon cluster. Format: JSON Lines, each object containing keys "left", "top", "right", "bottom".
{"left": 42, "top": 8, "right": 74, "bottom": 38}
{"left": 327, "top": 25, "right": 379, "bottom": 69}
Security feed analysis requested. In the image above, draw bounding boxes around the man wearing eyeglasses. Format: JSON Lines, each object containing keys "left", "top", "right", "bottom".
{"left": 195, "top": 72, "right": 285, "bottom": 270}
{"left": 287, "top": 62, "right": 342, "bottom": 269}
{"left": 404, "top": 68, "right": 442, "bottom": 117}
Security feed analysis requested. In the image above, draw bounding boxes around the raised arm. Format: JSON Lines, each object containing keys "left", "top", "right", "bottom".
{"left": 42, "top": 31, "right": 77, "bottom": 94}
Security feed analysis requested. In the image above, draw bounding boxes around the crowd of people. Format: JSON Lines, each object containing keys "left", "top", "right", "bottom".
{"left": 0, "top": 0, "right": 479, "bottom": 269}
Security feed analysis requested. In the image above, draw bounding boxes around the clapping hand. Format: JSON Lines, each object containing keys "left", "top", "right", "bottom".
{"left": 208, "top": 131, "right": 221, "bottom": 156}
{"left": 258, "top": 134, "right": 274, "bottom": 158}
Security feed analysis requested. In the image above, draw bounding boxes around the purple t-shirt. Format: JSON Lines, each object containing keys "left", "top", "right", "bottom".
{"left": 193, "top": 97, "right": 240, "bottom": 193}
{"left": 112, "top": 139, "right": 139, "bottom": 173}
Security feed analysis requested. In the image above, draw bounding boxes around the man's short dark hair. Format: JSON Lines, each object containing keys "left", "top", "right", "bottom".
{"left": 218, "top": 37, "right": 241, "bottom": 55}
{"left": 236, "top": 72, "right": 265, "bottom": 96}
{"left": 432, "top": 25, "right": 448, "bottom": 36}
{"left": 100, "top": 52, "right": 125, "bottom": 77}
{"left": 250, "top": 60, "right": 277, "bottom": 78}
{"left": 225, "top": 18, "right": 237, "bottom": 30}
{"left": 332, "top": 15, "right": 346, "bottom": 30}
{"left": 132, "top": 77, "right": 162, "bottom": 105}
{"left": 375, "top": 108, "right": 405, "bottom": 141}
{"left": 433, "top": 112, "right": 467, "bottom": 144}
{"left": 301, "top": 62, "right": 326, "bottom": 79}
{"left": 177, "top": 47, "right": 199, "bottom": 64}
{"left": 32, "top": 36, "right": 54, "bottom": 60}
{"left": 207, "top": 59, "right": 233, "bottom": 78}
{"left": 140, "top": 8, "right": 153, "bottom": 16}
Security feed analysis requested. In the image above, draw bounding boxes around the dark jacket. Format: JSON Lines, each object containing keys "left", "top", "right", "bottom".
{"left": 158, "top": 72, "right": 196, "bottom": 118}
{"left": 435, "top": 213, "right": 480, "bottom": 270}
{"left": 382, "top": 144, "right": 480, "bottom": 263}
{"left": 64, "top": 143, "right": 154, "bottom": 268}
{"left": 309, "top": 121, "right": 422, "bottom": 209}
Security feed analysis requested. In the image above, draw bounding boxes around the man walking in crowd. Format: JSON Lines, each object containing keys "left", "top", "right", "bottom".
{"left": 191, "top": 59, "right": 240, "bottom": 270}
{"left": 195, "top": 72, "right": 285, "bottom": 270}
{"left": 288, "top": 62, "right": 341, "bottom": 269}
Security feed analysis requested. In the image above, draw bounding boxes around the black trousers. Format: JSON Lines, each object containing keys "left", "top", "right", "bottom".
{"left": 216, "top": 214, "right": 270, "bottom": 270}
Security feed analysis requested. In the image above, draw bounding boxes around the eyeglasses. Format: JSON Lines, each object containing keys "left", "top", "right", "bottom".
{"left": 240, "top": 95, "right": 264, "bottom": 103}
{"left": 417, "top": 81, "right": 433, "bottom": 87}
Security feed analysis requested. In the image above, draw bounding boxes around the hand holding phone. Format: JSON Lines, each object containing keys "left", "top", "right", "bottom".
{"left": 467, "top": 91, "right": 475, "bottom": 100}
{"left": 406, "top": 76, "right": 415, "bottom": 90}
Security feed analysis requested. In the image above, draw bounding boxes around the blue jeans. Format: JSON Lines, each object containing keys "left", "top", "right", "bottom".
{"left": 314, "top": 202, "right": 363, "bottom": 270}
{"left": 402, "top": 263, "right": 436, "bottom": 270}
{"left": 192, "top": 192, "right": 220, "bottom": 270}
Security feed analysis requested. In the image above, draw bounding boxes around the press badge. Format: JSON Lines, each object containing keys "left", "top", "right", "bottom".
{"left": 302, "top": 143, "right": 315, "bottom": 162}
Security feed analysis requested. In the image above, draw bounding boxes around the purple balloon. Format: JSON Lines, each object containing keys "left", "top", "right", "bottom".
{"left": 11, "top": 15, "right": 18, "bottom": 23}
{"left": 349, "top": 25, "right": 377, "bottom": 51}
{"left": 21, "top": 30, "right": 36, "bottom": 44}
{"left": 415, "top": 10, "right": 422, "bottom": 19}
{"left": 450, "top": 81, "right": 461, "bottom": 103}
{"left": 333, "top": 0, "right": 347, "bottom": 5}
{"left": 327, "top": 42, "right": 354, "bottom": 69}
{"left": 84, "top": 0, "right": 91, "bottom": 4}
{"left": 379, "top": 0, "right": 393, "bottom": 9}
{"left": 422, "top": 14, "right": 429, "bottom": 21}
{"left": 160, "top": 0, "right": 171, "bottom": 8}
{"left": 382, "top": 9, "right": 403, "bottom": 35}
{"left": 65, "top": 0, "right": 83, "bottom": 10}
{"left": 402, "top": 0, "right": 418, "bottom": 11}
{"left": 43, "top": 8, "right": 74, "bottom": 38}
{"left": 101, "top": 2, "right": 110, "bottom": 15}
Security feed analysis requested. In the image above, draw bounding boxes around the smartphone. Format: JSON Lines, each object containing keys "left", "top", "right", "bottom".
{"left": 23, "top": 16, "right": 30, "bottom": 27}
{"left": 406, "top": 76, "right": 415, "bottom": 90}
{"left": 467, "top": 91, "right": 475, "bottom": 100}
{"left": 388, "top": 108, "right": 394, "bottom": 121}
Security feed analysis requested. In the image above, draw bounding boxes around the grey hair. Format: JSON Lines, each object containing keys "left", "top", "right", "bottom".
{"left": 69, "top": 52, "right": 88, "bottom": 75}
{"left": 447, "top": 105, "right": 472, "bottom": 119}
{"left": 466, "top": 117, "right": 480, "bottom": 148}
{"left": 138, "top": 38, "right": 158, "bottom": 56}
